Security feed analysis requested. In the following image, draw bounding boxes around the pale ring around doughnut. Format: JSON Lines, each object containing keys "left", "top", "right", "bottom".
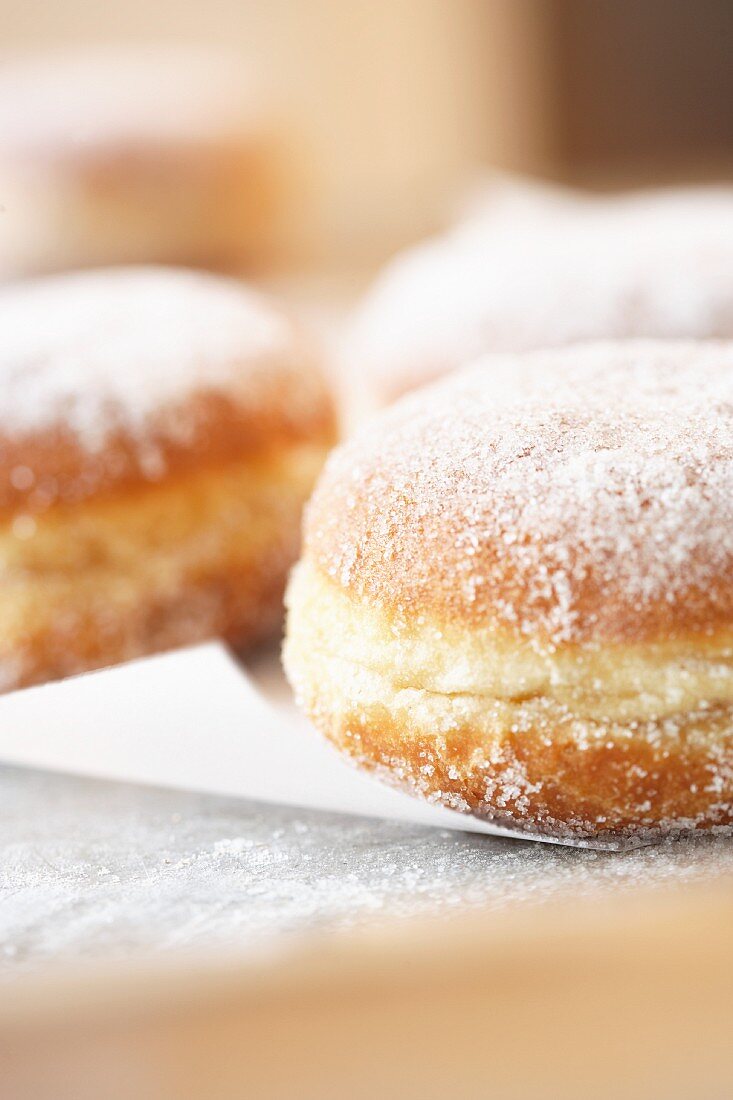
{"left": 285, "top": 341, "right": 733, "bottom": 843}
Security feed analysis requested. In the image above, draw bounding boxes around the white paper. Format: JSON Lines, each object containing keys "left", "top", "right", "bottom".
{"left": 0, "top": 643, "right": 631, "bottom": 848}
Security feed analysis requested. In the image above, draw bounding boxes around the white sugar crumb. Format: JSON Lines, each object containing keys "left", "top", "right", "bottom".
{"left": 0, "top": 266, "right": 301, "bottom": 451}
{"left": 348, "top": 186, "right": 733, "bottom": 400}
{"left": 311, "top": 341, "right": 733, "bottom": 645}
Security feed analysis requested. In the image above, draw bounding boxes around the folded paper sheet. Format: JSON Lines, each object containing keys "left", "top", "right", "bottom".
{"left": 0, "top": 642, "right": 637, "bottom": 849}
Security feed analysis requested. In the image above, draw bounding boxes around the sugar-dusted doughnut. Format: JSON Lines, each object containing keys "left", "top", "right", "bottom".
{"left": 0, "top": 48, "right": 286, "bottom": 277}
{"left": 0, "top": 266, "right": 334, "bottom": 691}
{"left": 346, "top": 187, "right": 733, "bottom": 416}
{"left": 285, "top": 341, "right": 733, "bottom": 843}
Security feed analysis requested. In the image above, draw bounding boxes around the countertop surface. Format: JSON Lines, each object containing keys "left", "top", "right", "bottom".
{"left": 2, "top": 759, "right": 733, "bottom": 978}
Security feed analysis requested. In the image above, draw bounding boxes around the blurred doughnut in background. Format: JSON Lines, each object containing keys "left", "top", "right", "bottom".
{"left": 344, "top": 183, "right": 733, "bottom": 420}
{"left": 0, "top": 266, "right": 335, "bottom": 691}
{"left": 0, "top": 48, "right": 291, "bottom": 277}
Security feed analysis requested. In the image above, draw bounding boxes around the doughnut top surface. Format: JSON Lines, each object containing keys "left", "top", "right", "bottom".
{"left": 306, "top": 341, "right": 733, "bottom": 646}
{"left": 0, "top": 267, "right": 332, "bottom": 512}
{"left": 349, "top": 188, "right": 733, "bottom": 403}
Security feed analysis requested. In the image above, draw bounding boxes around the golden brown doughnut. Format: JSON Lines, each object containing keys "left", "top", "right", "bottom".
{"left": 0, "top": 48, "right": 286, "bottom": 277}
{"left": 0, "top": 266, "right": 335, "bottom": 691}
{"left": 285, "top": 341, "right": 733, "bottom": 843}
{"left": 347, "top": 186, "right": 733, "bottom": 416}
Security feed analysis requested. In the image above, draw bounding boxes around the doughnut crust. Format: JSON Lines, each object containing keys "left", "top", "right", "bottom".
{"left": 0, "top": 267, "right": 335, "bottom": 691}
{"left": 284, "top": 342, "right": 733, "bottom": 842}
{"left": 347, "top": 186, "right": 733, "bottom": 414}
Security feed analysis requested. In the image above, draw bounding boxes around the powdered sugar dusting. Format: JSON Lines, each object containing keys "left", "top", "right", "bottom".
{"left": 0, "top": 266, "right": 303, "bottom": 453}
{"left": 308, "top": 341, "right": 733, "bottom": 645}
{"left": 4, "top": 759, "right": 733, "bottom": 977}
{"left": 349, "top": 187, "right": 733, "bottom": 402}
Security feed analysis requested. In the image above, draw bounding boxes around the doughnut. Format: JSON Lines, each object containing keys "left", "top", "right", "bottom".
{"left": 346, "top": 186, "right": 733, "bottom": 417}
{"left": 0, "top": 266, "right": 334, "bottom": 692}
{"left": 0, "top": 48, "right": 286, "bottom": 277}
{"left": 284, "top": 341, "right": 733, "bottom": 844}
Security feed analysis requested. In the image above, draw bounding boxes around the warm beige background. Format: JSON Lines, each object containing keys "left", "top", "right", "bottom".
{"left": 0, "top": 0, "right": 559, "bottom": 263}
{"left": 2, "top": 0, "right": 732, "bottom": 264}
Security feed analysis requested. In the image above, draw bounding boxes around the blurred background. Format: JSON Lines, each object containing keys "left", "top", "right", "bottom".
{"left": 2, "top": 4, "right": 733, "bottom": 1095}
{"left": 2, "top": 0, "right": 732, "bottom": 272}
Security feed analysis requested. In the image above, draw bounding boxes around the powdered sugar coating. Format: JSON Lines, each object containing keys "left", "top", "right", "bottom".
{"left": 306, "top": 341, "right": 733, "bottom": 646}
{"left": 0, "top": 267, "right": 288, "bottom": 435}
{"left": 0, "top": 266, "right": 333, "bottom": 512}
{"left": 349, "top": 187, "right": 733, "bottom": 403}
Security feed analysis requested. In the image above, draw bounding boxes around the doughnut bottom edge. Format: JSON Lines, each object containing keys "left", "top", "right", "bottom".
{"left": 284, "top": 562, "right": 733, "bottom": 843}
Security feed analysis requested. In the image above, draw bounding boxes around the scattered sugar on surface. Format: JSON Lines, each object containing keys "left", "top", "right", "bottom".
{"left": 2, "top": 763, "right": 732, "bottom": 975}
{"left": 309, "top": 341, "right": 733, "bottom": 646}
